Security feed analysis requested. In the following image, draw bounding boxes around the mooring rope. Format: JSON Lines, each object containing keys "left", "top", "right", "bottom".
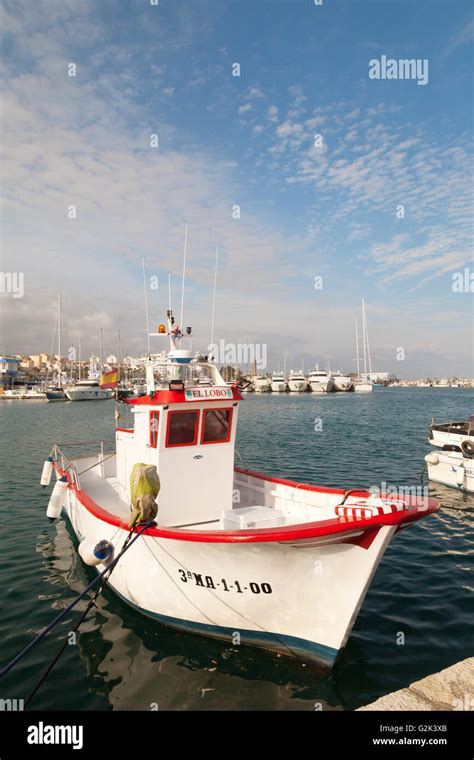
{"left": 0, "top": 521, "right": 153, "bottom": 683}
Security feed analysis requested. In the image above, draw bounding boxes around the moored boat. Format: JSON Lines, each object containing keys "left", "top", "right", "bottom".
{"left": 308, "top": 367, "right": 334, "bottom": 393}
{"left": 288, "top": 370, "right": 307, "bottom": 392}
{"left": 331, "top": 370, "right": 354, "bottom": 392}
{"left": 252, "top": 375, "right": 271, "bottom": 393}
{"left": 40, "top": 310, "right": 439, "bottom": 668}
{"left": 270, "top": 371, "right": 288, "bottom": 393}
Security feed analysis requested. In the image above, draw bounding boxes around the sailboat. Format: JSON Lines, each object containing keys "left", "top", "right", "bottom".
{"left": 354, "top": 300, "right": 373, "bottom": 393}
{"left": 46, "top": 293, "right": 67, "bottom": 401}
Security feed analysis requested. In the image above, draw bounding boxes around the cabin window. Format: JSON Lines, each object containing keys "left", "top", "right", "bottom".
{"left": 149, "top": 411, "right": 160, "bottom": 448}
{"left": 201, "top": 408, "right": 233, "bottom": 444}
{"left": 166, "top": 410, "right": 199, "bottom": 447}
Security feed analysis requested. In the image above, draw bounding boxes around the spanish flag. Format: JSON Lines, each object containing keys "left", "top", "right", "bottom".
{"left": 99, "top": 369, "right": 118, "bottom": 389}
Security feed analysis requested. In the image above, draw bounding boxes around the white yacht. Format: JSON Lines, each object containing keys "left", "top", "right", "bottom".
{"left": 288, "top": 370, "right": 308, "bottom": 392}
{"left": 65, "top": 358, "right": 113, "bottom": 401}
{"left": 271, "top": 371, "right": 288, "bottom": 393}
{"left": 331, "top": 370, "right": 354, "bottom": 392}
{"left": 253, "top": 375, "right": 272, "bottom": 393}
{"left": 308, "top": 368, "right": 334, "bottom": 393}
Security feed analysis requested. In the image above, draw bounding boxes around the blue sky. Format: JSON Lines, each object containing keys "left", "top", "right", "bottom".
{"left": 1, "top": 0, "right": 473, "bottom": 377}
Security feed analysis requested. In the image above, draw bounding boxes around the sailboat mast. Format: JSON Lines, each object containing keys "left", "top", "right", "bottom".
{"left": 355, "top": 319, "right": 360, "bottom": 381}
{"left": 362, "top": 300, "right": 367, "bottom": 380}
{"left": 117, "top": 329, "right": 122, "bottom": 382}
{"left": 99, "top": 328, "right": 103, "bottom": 364}
{"left": 364, "top": 300, "right": 373, "bottom": 376}
{"left": 58, "top": 291, "right": 62, "bottom": 387}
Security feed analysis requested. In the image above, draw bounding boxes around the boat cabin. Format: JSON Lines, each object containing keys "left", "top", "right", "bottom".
{"left": 115, "top": 359, "right": 242, "bottom": 527}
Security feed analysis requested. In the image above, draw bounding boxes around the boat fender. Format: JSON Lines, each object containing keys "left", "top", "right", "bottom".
{"left": 461, "top": 439, "right": 474, "bottom": 458}
{"left": 79, "top": 539, "right": 114, "bottom": 566}
{"left": 455, "top": 466, "right": 465, "bottom": 486}
{"left": 424, "top": 452, "right": 439, "bottom": 465}
{"left": 46, "top": 476, "right": 68, "bottom": 521}
{"left": 40, "top": 456, "right": 54, "bottom": 488}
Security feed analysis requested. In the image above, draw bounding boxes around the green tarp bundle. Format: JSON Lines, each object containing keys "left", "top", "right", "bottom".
{"left": 129, "top": 463, "right": 160, "bottom": 528}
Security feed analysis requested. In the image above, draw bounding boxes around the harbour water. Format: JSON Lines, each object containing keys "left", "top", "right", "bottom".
{"left": 0, "top": 389, "right": 472, "bottom": 710}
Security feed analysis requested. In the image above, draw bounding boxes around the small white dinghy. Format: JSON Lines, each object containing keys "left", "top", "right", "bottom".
{"left": 41, "top": 312, "right": 439, "bottom": 668}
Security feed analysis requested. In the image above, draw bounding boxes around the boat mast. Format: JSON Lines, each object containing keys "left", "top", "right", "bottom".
{"left": 180, "top": 222, "right": 188, "bottom": 330}
{"left": 141, "top": 257, "right": 151, "bottom": 357}
{"left": 355, "top": 319, "right": 360, "bottom": 381}
{"left": 117, "top": 329, "right": 122, "bottom": 383}
{"left": 363, "top": 299, "right": 372, "bottom": 378}
{"left": 362, "top": 300, "right": 367, "bottom": 381}
{"left": 210, "top": 244, "right": 219, "bottom": 358}
{"left": 58, "top": 291, "right": 62, "bottom": 387}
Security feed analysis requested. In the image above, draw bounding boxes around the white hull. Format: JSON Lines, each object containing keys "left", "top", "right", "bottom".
{"left": 271, "top": 382, "right": 287, "bottom": 393}
{"left": 65, "top": 386, "right": 113, "bottom": 401}
{"left": 429, "top": 425, "right": 474, "bottom": 449}
{"left": 64, "top": 484, "right": 397, "bottom": 666}
{"left": 288, "top": 380, "right": 307, "bottom": 392}
{"left": 332, "top": 376, "right": 354, "bottom": 392}
{"left": 309, "top": 379, "right": 334, "bottom": 393}
{"left": 426, "top": 450, "right": 474, "bottom": 493}
{"left": 354, "top": 383, "right": 373, "bottom": 393}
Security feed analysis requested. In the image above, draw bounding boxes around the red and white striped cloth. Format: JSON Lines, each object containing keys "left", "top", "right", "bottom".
{"left": 335, "top": 500, "right": 408, "bottom": 519}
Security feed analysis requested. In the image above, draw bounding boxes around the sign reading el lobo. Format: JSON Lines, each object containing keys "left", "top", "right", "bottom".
{"left": 184, "top": 386, "right": 234, "bottom": 401}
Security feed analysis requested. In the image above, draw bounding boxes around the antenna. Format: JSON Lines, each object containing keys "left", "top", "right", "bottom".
{"left": 210, "top": 244, "right": 219, "bottom": 352}
{"left": 180, "top": 222, "right": 188, "bottom": 329}
{"left": 142, "top": 257, "right": 151, "bottom": 356}
{"left": 168, "top": 272, "right": 171, "bottom": 312}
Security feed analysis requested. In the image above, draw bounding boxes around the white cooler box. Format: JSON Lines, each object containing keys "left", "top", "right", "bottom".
{"left": 221, "top": 506, "right": 285, "bottom": 530}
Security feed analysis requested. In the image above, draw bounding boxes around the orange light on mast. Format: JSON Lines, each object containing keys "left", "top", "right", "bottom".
{"left": 158, "top": 324, "right": 166, "bottom": 334}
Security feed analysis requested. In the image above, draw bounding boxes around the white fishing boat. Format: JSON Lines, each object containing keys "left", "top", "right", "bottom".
{"left": 331, "top": 370, "right": 354, "bottom": 393}
{"left": 307, "top": 367, "right": 334, "bottom": 393}
{"left": 353, "top": 301, "right": 373, "bottom": 393}
{"left": 40, "top": 309, "right": 439, "bottom": 669}
{"left": 428, "top": 416, "right": 474, "bottom": 448}
{"left": 288, "top": 370, "right": 307, "bottom": 392}
{"left": 270, "top": 371, "right": 288, "bottom": 393}
{"left": 425, "top": 447, "right": 474, "bottom": 492}
{"left": 252, "top": 375, "right": 272, "bottom": 393}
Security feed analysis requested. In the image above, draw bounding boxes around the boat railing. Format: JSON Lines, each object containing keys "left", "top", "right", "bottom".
{"left": 51, "top": 440, "right": 115, "bottom": 489}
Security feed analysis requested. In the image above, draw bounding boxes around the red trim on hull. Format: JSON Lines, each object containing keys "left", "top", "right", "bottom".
{"left": 59, "top": 463, "right": 439, "bottom": 545}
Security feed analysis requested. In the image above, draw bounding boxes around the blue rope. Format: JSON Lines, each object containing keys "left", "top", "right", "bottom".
{"left": 0, "top": 521, "right": 153, "bottom": 680}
